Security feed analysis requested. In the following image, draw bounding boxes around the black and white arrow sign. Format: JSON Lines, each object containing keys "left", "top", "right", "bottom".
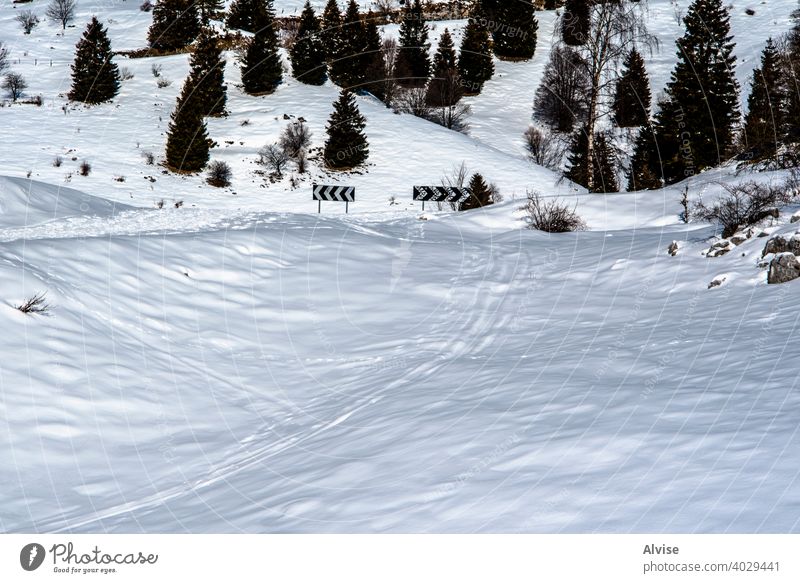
{"left": 313, "top": 184, "right": 356, "bottom": 202}
{"left": 413, "top": 186, "right": 471, "bottom": 203}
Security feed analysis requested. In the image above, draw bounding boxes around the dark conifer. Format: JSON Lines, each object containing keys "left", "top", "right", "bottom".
{"left": 324, "top": 89, "right": 369, "bottom": 169}
{"left": 743, "top": 38, "right": 786, "bottom": 161}
{"left": 426, "top": 28, "right": 462, "bottom": 107}
{"left": 68, "top": 17, "right": 120, "bottom": 104}
{"left": 330, "top": 0, "right": 368, "bottom": 88}
{"left": 627, "top": 122, "right": 662, "bottom": 191}
{"left": 165, "top": 79, "right": 211, "bottom": 172}
{"left": 227, "top": 0, "right": 263, "bottom": 32}
{"left": 612, "top": 48, "right": 651, "bottom": 128}
{"left": 321, "top": 0, "right": 343, "bottom": 63}
{"left": 492, "top": 0, "right": 537, "bottom": 61}
{"left": 461, "top": 173, "right": 493, "bottom": 210}
{"left": 241, "top": 1, "right": 283, "bottom": 95}
{"left": 562, "top": 0, "right": 590, "bottom": 46}
{"left": 458, "top": 4, "right": 494, "bottom": 96}
{"left": 362, "top": 12, "right": 386, "bottom": 98}
{"left": 565, "top": 127, "right": 618, "bottom": 193}
{"left": 290, "top": 1, "right": 327, "bottom": 85}
{"left": 197, "top": 0, "right": 224, "bottom": 23}
{"left": 188, "top": 28, "right": 227, "bottom": 116}
{"left": 147, "top": 0, "right": 200, "bottom": 52}
{"left": 395, "top": 0, "right": 431, "bottom": 87}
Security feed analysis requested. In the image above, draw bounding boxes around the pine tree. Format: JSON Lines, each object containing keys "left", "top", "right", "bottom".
{"left": 187, "top": 28, "right": 227, "bottom": 116}
{"left": 395, "top": 0, "right": 431, "bottom": 87}
{"left": 290, "top": 1, "right": 327, "bottom": 85}
{"left": 197, "top": 0, "right": 224, "bottom": 23}
{"left": 321, "top": 0, "right": 343, "bottom": 63}
{"left": 68, "top": 17, "right": 120, "bottom": 104}
{"left": 330, "top": 0, "right": 368, "bottom": 88}
{"left": 147, "top": 0, "right": 200, "bottom": 52}
{"left": 324, "top": 89, "right": 369, "bottom": 169}
{"left": 612, "top": 48, "right": 651, "bottom": 128}
{"left": 565, "top": 127, "right": 618, "bottom": 193}
{"left": 562, "top": 0, "right": 590, "bottom": 46}
{"left": 426, "top": 28, "right": 462, "bottom": 107}
{"left": 651, "top": 0, "right": 740, "bottom": 184}
{"left": 362, "top": 12, "right": 386, "bottom": 98}
{"left": 458, "top": 4, "right": 494, "bottom": 96}
{"left": 166, "top": 78, "right": 211, "bottom": 172}
{"left": 461, "top": 173, "right": 493, "bottom": 210}
{"left": 627, "top": 122, "right": 662, "bottom": 191}
{"left": 227, "top": 0, "right": 264, "bottom": 32}
{"left": 743, "top": 38, "right": 786, "bottom": 162}
{"left": 492, "top": 0, "right": 537, "bottom": 61}
{"left": 241, "top": 1, "right": 283, "bottom": 95}
{"left": 784, "top": 9, "right": 800, "bottom": 144}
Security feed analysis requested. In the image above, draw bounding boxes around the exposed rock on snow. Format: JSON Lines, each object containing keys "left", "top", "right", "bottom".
{"left": 668, "top": 241, "right": 679, "bottom": 256}
{"left": 762, "top": 233, "right": 800, "bottom": 257}
{"left": 767, "top": 252, "right": 800, "bottom": 284}
{"left": 708, "top": 276, "right": 727, "bottom": 289}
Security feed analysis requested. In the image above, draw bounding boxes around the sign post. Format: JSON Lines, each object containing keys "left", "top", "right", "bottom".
{"left": 313, "top": 185, "right": 356, "bottom": 214}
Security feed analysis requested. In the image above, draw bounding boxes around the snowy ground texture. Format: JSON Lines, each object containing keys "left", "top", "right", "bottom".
{"left": 1, "top": 0, "right": 800, "bottom": 533}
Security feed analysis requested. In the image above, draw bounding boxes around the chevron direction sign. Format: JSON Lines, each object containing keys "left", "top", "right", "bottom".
{"left": 313, "top": 184, "right": 355, "bottom": 213}
{"left": 413, "top": 186, "right": 471, "bottom": 210}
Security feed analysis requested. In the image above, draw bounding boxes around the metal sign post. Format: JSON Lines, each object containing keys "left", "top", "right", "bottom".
{"left": 313, "top": 184, "right": 356, "bottom": 214}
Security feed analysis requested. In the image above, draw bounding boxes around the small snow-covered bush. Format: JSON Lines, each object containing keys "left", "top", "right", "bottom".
{"left": 524, "top": 126, "right": 564, "bottom": 171}
{"left": 142, "top": 150, "right": 155, "bottom": 165}
{"left": 279, "top": 121, "right": 312, "bottom": 159}
{"left": 207, "top": 160, "right": 232, "bottom": 187}
{"left": 52, "top": 155, "right": 63, "bottom": 167}
{"left": 522, "top": 191, "right": 587, "bottom": 233}
{"left": 78, "top": 160, "right": 91, "bottom": 176}
{"left": 16, "top": 292, "right": 51, "bottom": 315}
{"left": 156, "top": 77, "right": 172, "bottom": 88}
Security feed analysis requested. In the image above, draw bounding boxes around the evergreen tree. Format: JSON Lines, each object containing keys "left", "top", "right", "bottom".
{"left": 241, "top": 1, "right": 283, "bottom": 95}
{"left": 562, "top": 0, "right": 590, "bottom": 46}
{"left": 188, "top": 28, "right": 227, "bottom": 116}
{"left": 324, "top": 89, "right": 369, "bottom": 169}
{"left": 784, "top": 8, "right": 800, "bottom": 144}
{"left": 650, "top": 0, "right": 740, "bottom": 184}
{"left": 147, "top": 0, "right": 200, "bottom": 52}
{"left": 290, "top": 1, "right": 327, "bottom": 85}
{"left": 321, "top": 0, "right": 343, "bottom": 63}
{"left": 612, "top": 48, "right": 651, "bottom": 128}
{"left": 426, "top": 28, "right": 462, "bottom": 107}
{"left": 565, "top": 127, "right": 618, "bottom": 193}
{"left": 166, "top": 78, "right": 211, "bottom": 172}
{"left": 461, "top": 173, "right": 493, "bottom": 210}
{"left": 743, "top": 38, "right": 786, "bottom": 161}
{"left": 68, "top": 17, "right": 120, "bottom": 104}
{"left": 362, "top": 12, "right": 386, "bottom": 98}
{"left": 197, "top": 0, "right": 224, "bottom": 23}
{"left": 626, "top": 122, "right": 662, "bottom": 191}
{"left": 458, "top": 4, "right": 494, "bottom": 96}
{"left": 330, "top": 0, "right": 369, "bottom": 88}
{"left": 227, "top": 0, "right": 264, "bottom": 32}
{"left": 395, "top": 0, "right": 431, "bottom": 87}
{"left": 492, "top": 0, "right": 537, "bottom": 61}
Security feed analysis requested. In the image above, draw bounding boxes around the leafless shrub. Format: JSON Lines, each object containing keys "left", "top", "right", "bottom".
{"left": 52, "top": 155, "right": 63, "bottom": 167}
{"left": 296, "top": 149, "right": 308, "bottom": 173}
{"left": 16, "top": 10, "right": 40, "bottom": 34}
{"left": 693, "top": 180, "right": 798, "bottom": 238}
{"left": 3, "top": 72, "right": 27, "bottom": 101}
{"left": 16, "top": 292, "right": 51, "bottom": 314}
{"left": 207, "top": 160, "right": 232, "bottom": 187}
{"left": 442, "top": 161, "right": 469, "bottom": 189}
{"left": 521, "top": 191, "right": 587, "bottom": 232}
{"left": 151, "top": 63, "right": 163, "bottom": 78}
{"left": 524, "top": 126, "right": 566, "bottom": 170}
{"left": 240, "top": 118, "right": 250, "bottom": 126}
{"left": 374, "top": 0, "right": 396, "bottom": 17}
{"left": 113, "top": 175, "right": 125, "bottom": 182}
{"left": 142, "top": 150, "right": 155, "bottom": 165}
{"left": 156, "top": 77, "right": 172, "bottom": 88}
{"left": 279, "top": 121, "right": 312, "bottom": 159}
{"left": 78, "top": 160, "right": 91, "bottom": 176}
{"left": 119, "top": 67, "right": 134, "bottom": 81}
{"left": 46, "top": 0, "right": 76, "bottom": 30}
{"left": 174, "top": 200, "right": 183, "bottom": 208}
{"left": 258, "top": 143, "right": 290, "bottom": 177}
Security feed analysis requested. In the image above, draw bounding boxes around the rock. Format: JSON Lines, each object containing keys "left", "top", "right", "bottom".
{"left": 708, "top": 276, "right": 726, "bottom": 289}
{"left": 790, "top": 234, "right": 800, "bottom": 255}
{"left": 791, "top": 211, "right": 800, "bottom": 223}
{"left": 730, "top": 233, "right": 748, "bottom": 246}
{"left": 762, "top": 235, "right": 787, "bottom": 257}
{"left": 668, "top": 241, "right": 679, "bottom": 256}
{"left": 767, "top": 252, "right": 800, "bottom": 284}
{"left": 707, "top": 240, "right": 733, "bottom": 257}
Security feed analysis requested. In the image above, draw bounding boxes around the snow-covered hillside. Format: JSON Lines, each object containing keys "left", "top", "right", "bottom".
{"left": 1, "top": 0, "right": 800, "bottom": 533}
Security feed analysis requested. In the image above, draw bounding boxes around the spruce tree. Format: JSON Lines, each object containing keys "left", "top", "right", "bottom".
{"left": 461, "top": 173, "right": 493, "bottom": 210}
{"left": 188, "top": 28, "right": 227, "bottom": 116}
{"left": 743, "top": 38, "right": 786, "bottom": 162}
{"left": 241, "top": 1, "right": 283, "bottom": 95}
{"left": 197, "top": 0, "right": 224, "bottom": 23}
{"left": 492, "top": 0, "right": 537, "bottom": 61}
{"left": 227, "top": 0, "right": 264, "bottom": 32}
{"left": 784, "top": 10, "right": 800, "bottom": 144}
{"left": 321, "top": 0, "right": 343, "bottom": 64}
{"left": 330, "top": 0, "right": 368, "bottom": 88}
{"left": 166, "top": 78, "right": 211, "bottom": 172}
{"left": 426, "top": 28, "right": 462, "bottom": 107}
{"left": 68, "top": 17, "right": 120, "bottom": 104}
{"left": 290, "top": 1, "right": 327, "bottom": 85}
{"left": 612, "top": 48, "right": 651, "bottom": 128}
{"left": 565, "top": 127, "right": 618, "bottom": 193}
{"left": 148, "top": 0, "right": 200, "bottom": 52}
{"left": 395, "top": 0, "right": 431, "bottom": 87}
{"left": 324, "top": 89, "right": 369, "bottom": 169}
{"left": 362, "top": 12, "right": 386, "bottom": 99}
{"left": 651, "top": 0, "right": 740, "bottom": 184}
{"left": 627, "top": 122, "right": 662, "bottom": 191}
{"left": 562, "top": 0, "right": 590, "bottom": 46}
{"left": 458, "top": 4, "right": 494, "bottom": 96}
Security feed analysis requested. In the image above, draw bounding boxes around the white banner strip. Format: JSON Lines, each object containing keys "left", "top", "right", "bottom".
{"left": 1, "top": 535, "right": 797, "bottom": 582}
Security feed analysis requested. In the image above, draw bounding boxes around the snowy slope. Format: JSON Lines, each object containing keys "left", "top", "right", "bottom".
{"left": 1, "top": 0, "right": 800, "bottom": 534}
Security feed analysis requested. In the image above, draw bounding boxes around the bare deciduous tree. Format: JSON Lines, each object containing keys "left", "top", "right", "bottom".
{"left": 533, "top": 45, "right": 590, "bottom": 133}
{"left": 524, "top": 126, "right": 566, "bottom": 171}
{"left": 3, "top": 72, "right": 27, "bottom": 101}
{"left": 46, "top": 0, "right": 77, "bottom": 31}
{"left": 279, "top": 121, "right": 312, "bottom": 159}
{"left": 0, "top": 42, "right": 8, "bottom": 74}
{"left": 16, "top": 10, "right": 40, "bottom": 34}
{"left": 258, "top": 143, "right": 290, "bottom": 177}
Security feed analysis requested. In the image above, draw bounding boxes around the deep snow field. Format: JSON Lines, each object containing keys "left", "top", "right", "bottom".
{"left": 1, "top": 0, "right": 799, "bottom": 533}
